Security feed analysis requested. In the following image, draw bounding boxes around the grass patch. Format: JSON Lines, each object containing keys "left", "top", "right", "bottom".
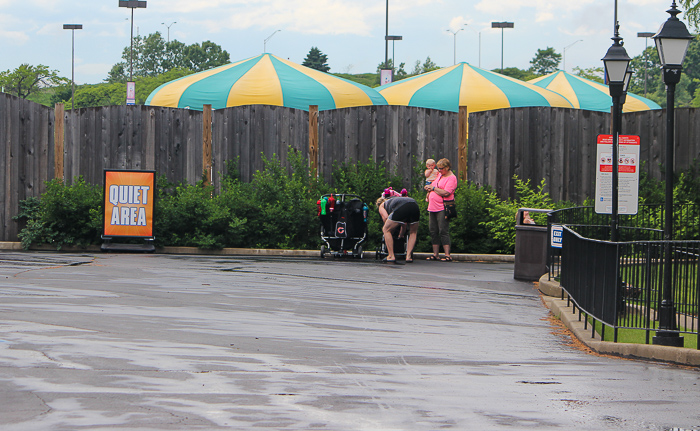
{"left": 588, "top": 317, "right": 699, "bottom": 349}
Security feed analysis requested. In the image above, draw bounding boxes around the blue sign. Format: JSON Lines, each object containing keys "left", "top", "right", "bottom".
{"left": 551, "top": 225, "right": 563, "bottom": 248}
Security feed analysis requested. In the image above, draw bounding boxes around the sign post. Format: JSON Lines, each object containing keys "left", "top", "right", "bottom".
{"left": 102, "top": 169, "right": 156, "bottom": 252}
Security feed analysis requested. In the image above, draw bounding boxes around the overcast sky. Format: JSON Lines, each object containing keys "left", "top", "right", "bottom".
{"left": 0, "top": 0, "right": 691, "bottom": 85}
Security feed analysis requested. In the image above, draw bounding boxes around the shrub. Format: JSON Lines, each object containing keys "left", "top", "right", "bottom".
{"left": 154, "top": 179, "right": 231, "bottom": 249}
{"left": 482, "top": 176, "right": 559, "bottom": 254}
{"left": 29, "top": 151, "right": 698, "bottom": 254}
{"left": 14, "top": 177, "right": 102, "bottom": 250}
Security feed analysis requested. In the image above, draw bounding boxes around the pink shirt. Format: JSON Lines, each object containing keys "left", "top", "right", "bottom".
{"left": 427, "top": 173, "right": 458, "bottom": 212}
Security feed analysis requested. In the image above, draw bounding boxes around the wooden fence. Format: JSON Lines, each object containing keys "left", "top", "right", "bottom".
{"left": 210, "top": 105, "right": 459, "bottom": 190}
{"left": 1, "top": 94, "right": 55, "bottom": 243}
{"left": 2, "top": 92, "right": 700, "bottom": 242}
{"left": 1, "top": 98, "right": 460, "bottom": 241}
{"left": 468, "top": 107, "right": 700, "bottom": 202}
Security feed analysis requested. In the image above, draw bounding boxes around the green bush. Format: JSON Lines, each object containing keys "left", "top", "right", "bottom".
{"left": 18, "top": 151, "right": 696, "bottom": 253}
{"left": 154, "top": 179, "right": 231, "bottom": 249}
{"left": 482, "top": 176, "right": 571, "bottom": 254}
{"left": 14, "top": 177, "right": 102, "bottom": 250}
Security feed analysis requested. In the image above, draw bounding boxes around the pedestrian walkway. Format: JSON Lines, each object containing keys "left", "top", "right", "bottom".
{"left": 539, "top": 274, "right": 700, "bottom": 367}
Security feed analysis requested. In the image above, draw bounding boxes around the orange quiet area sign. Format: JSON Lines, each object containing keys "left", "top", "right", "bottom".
{"left": 103, "top": 170, "right": 155, "bottom": 238}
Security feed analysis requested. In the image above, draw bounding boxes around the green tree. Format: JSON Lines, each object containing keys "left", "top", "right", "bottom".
{"left": 497, "top": 67, "right": 537, "bottom": 81}
{"left": 411, "top": 57, "right": 440, "bottom": 75}
{"left": 333, "top": 73, "right": 379, "bottom": 87}
{"left": 182, "top": 41, "right": 230, "bottom": 72}
{"left": 71, "top": 68, "right": 195, "bottom": 108}
{"left": 678, "top": 0, "right": 700, "bottom": 31}
{"left": 627, "top": 36, "right": 700, "bottom": 107}
{"left": 374, "top": 59, "right": 408, "bottom": 80}
{"left": 572, "top": 66, "right": 605, "bottom": 83}
{"left": 107, "top": 33, "right": 229, "bottom": 82}
{"left": 628, "top": 46, "right": 660, "bottom": 98}
{"left": 0, "top": 64, "right": 67, "bottom": 99}
{"left": 302, "top": 47, "right": 330, "bottom": 72}
{"left": 530, "top": 47, "right": 561, "bottom": 75}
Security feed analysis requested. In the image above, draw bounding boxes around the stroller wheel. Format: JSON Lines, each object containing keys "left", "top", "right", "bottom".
{"left": 320, "top": 245, "right": 326, "bottom": 259}
{"left": 354, "top": 246, "right": 363, "bottom": 259}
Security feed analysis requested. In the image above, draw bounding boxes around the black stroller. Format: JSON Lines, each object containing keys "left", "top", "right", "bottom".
{"left": 318, "top": 193, "right": 368, "bottom": 258}
{"left": 375, "top": 230, "right": 407, "bottom": 261}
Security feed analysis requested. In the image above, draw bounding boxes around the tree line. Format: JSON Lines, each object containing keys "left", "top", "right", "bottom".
{"left": 3, "top": 27, "right": 700, "bottom": 109}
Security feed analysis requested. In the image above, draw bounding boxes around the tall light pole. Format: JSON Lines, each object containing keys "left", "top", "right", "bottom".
{"left": 601, "top": 2, "right": 631, "bottom": 243}
{"left": 652, "top": 0, "right": 693, "bottom": 348}
{"left": 63, "top": 24, "right": 82, "bottom": 110}
{"left": 491, "top": 22, "right": 514, "bottom": 73}
{"left": 162, "top": 21, "right": 176, "bottom": 43}
{"left": 478, "top": 31, "right": 482, "bottom": 67}
{"left": 264, "top": 29, "right": 281, "bottom": 52}
{"left": 446, "top": 28, "right": 464, "bottom": 65}
{"left": 119, "top": 1, "right": 147, "bottom": 83}
{"left": 384, "top": 0, "right": 389, "bottom": 69}
{"left": 637, "top": 32, "right": 655, "bottom": 96}
{"left": 563, "top": 39, "right": 583, "bottom": 72}
{"left": 386, "top": 35, "right": 402, "bottom": 71}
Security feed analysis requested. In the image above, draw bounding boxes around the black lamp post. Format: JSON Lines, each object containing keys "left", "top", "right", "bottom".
{"left": 601, "top": 22, "right": 631, "bottom": 242}
{"left": 652, "top": 0, "right": 693, "bottom": 347}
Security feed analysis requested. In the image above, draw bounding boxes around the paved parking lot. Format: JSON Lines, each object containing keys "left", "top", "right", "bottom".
{"left": 1, "top": 252, "right": 699, "bottom": 430}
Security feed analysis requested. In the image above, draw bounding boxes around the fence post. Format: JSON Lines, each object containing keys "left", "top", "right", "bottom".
{"left": 458, "top": 105, "right": 468, "bottom": 182}
{"left": 54, "top": 103, "right": 64, "bottom": 181}
{"left": 146, "top": 108, "right": 156, "bottom": 171}
{"left": 202, "top": 104, "right": 212, "bottom": 186}
{"left": 309, "top": 105, "right": 319, "bottom": 177}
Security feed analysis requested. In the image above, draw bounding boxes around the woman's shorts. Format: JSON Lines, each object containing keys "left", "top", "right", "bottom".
{"left": 388, "top": 200, "right": 420, "bottom": 224}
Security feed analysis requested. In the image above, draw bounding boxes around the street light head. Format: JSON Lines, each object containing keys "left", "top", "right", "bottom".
{"left": 653, "top": 2, "right": 694, "bottom": 68}
{"left": 119, "top": 0, "right": 147, "bottom": 8}
{"left": 601, "top": 42, "right": 631, "bottom": 84}
{"left": 623, "top": 69, "right": 633, "bottom": 92}
{"left": 491, "top": 21, "right": 514, "bottom": 28}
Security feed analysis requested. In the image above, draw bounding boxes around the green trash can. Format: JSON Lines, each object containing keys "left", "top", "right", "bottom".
{"left": 514, "top": 208, "right": 552, "bottom": 281}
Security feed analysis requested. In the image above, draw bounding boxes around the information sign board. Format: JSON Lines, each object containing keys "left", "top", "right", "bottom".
{"left": 595, "top": 134, "right": 640, "bottom": 215}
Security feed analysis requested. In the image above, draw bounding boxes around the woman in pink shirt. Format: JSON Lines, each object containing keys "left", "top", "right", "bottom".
{"left": 423, "top": 158, "right": 458, "bottom": 261}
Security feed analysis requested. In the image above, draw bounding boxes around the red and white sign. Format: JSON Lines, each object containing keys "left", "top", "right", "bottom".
{"left": 126, "top": 82, "right": 136, "bottom": 105}
{"left": 595, "top": 134, "right": 640, "bottom": 215}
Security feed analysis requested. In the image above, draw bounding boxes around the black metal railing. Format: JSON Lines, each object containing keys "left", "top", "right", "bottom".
{"left": 547, "top": 204, "right": 700, "bottom": 280}
{"left": 552, "top": 213, "right": 700, "bottom": 348}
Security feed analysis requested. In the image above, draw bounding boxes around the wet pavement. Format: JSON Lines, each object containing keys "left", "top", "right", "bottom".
{"left": 0, "top": 252, "right": 699, "bottom": 430}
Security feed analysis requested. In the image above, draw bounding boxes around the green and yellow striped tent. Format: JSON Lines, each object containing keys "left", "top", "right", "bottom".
{"left": 145, "top": 53, "right": 386, "bottom": 111}
{"left": 529, "top": 70, "right": 661, "bottom": 112}
{"left": 377, "top": 62, "right": 572, "bottom": 112}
